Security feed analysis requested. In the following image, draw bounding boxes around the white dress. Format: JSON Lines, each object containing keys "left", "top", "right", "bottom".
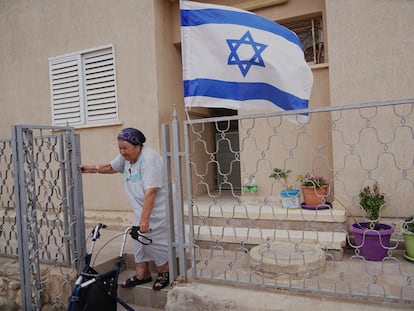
{"left": 111, "top": 146, "right": 168, "bottom": 266}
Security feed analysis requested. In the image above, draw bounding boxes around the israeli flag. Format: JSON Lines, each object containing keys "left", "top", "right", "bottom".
{"left": 180, "top": 1, "right": 313, "bottom": 112}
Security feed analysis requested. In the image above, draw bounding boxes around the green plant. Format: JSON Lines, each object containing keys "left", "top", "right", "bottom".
{"left": 359, "top": 183, "right": 386, "bottom": 223}
{"left": 296, "top": 173, "right": 327, "bottom": 189}
{"left": 269, "top": 168, "right": 293, "bottom": 190}
{"left": 403, "top": 216, "right": 414, "bottom": 234}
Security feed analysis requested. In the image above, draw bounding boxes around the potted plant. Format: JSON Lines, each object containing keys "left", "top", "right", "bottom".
{"left": 269, "top": 168, "right": 300, "bottom": 209}
{"left": 403, "top": 216, "right": 414, "bottom": 262}
{"left": 350, "top": 183, "right": 394, "bottom": 261}
{"left": 296, "top": 172, "right": 328, "bottom": 207}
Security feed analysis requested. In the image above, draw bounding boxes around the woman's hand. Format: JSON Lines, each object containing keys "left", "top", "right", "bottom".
{"left": 139, "top": 221, "right": 151, "bottom": 233}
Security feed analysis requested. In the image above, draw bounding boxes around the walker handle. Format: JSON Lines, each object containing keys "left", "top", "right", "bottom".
{"left": 130, "top": 226, "right": 153, "bottom": 245}
{"left": 88, "top": 223, "right": 107, "bottom": 255}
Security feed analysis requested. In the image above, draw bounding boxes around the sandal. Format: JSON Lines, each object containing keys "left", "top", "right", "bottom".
{"left": 152, "top": 272, "right": 169, "bottom": 291}
{"left": 122, "top": 275, "right": 152, "bottom": 288}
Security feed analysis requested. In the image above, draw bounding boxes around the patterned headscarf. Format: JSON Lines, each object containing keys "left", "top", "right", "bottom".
{"left": 117, "top": 128, "right": 146, "bottom": 146}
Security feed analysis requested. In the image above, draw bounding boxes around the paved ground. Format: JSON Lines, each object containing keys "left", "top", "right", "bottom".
{"left": 166, "top": 282, "right": 414, "bottom": 311}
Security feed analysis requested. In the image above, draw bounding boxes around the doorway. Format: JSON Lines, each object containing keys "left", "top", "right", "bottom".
{"left": 210, "top": 108, "right": 241, "bottom": 192}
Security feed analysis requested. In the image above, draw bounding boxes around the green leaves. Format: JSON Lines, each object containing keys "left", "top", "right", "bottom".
{"left": 359, "top": 183, "right": 385, "bottom": 222}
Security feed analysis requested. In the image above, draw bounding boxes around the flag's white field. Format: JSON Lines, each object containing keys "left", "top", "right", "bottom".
{"left": 180, "top": 0, "right": 313, "bottom": 112}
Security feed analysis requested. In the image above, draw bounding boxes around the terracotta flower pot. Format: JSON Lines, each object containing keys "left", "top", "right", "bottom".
{"left": 301, "top": 185, "right": 328, "bottom": 206}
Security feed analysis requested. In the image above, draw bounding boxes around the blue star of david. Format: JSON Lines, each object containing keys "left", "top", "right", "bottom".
{"left": 226, "top": 31, "right": 268, "bottom": 77}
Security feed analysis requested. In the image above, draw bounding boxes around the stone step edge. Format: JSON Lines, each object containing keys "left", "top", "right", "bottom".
{"left": 187, "top": 200, "right": 347, "bottom": 223}
{"left": 83, "top": 200, "right": 346, "bottom": 227}
{"left": 117, "top": 269, "right": 169, "bottom": 310}
{"left": 190, "top": 224, "right": 347, "bottom": 250}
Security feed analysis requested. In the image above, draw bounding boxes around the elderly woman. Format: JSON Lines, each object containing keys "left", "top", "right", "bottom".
{"left": 80, "top": 127, "right": 169, "bottom": 291}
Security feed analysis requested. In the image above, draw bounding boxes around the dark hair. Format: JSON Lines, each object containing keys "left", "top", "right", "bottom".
{"left": 117, "top": 128, "right": 146, "bottom": 146}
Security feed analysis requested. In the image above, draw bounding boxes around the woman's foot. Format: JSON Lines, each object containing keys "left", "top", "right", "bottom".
{"left": 152, "top": 272, "right": 169, "bottom": 291}
{"left": 122, "top": 275, "right": 152, "bottom": 288}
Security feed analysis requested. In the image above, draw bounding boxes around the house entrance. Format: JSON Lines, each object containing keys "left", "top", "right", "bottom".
{"left": 210, "top": 108, "right": 241, "bottom": 192}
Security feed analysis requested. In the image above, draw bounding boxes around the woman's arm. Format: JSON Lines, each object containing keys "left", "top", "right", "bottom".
{"left": 139, "top": 187, "right": 159, "bottom": 233}
{"left": 79, "top": 163, "right": 117, "bottom": 174}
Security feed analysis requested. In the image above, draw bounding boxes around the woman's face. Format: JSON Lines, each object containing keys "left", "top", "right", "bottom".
{"left": 117, "top": 140, "right": 141, "bottom": 164}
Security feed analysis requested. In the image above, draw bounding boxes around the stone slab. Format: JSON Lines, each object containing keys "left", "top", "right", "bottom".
{"left": 249, "top": 242, "right": 327, "bottom": 279}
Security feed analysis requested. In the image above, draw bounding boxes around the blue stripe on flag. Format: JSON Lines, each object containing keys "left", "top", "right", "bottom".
{"left": 184, "top": 79, "right": 309, "bottom": 111}
{"left": 181, "top": 8, "right": 302, "bottom": 49}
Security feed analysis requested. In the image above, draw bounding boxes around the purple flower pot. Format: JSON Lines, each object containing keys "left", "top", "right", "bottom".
{"left": 350, "top": 222, "right": 394, "bottom": 261}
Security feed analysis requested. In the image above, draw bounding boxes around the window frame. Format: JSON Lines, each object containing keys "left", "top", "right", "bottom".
{"left": 281, "top": 15, "right": 325, "bottom": 65}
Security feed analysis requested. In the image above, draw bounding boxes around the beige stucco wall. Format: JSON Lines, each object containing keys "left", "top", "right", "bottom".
{"left": 326, "top": 0, "right": 414, "bottom": 105}
{"left": 326, "top": 0, "right": 414, "bottom": 217}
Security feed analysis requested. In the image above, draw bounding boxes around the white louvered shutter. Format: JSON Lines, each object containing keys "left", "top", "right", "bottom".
{"left": 49, "top": 56, "right": 83, "bottom": 126}
{"left": 83, "top": 48, "right": 118, "bottom": 123}
{"left": 49, "top": 47, "right": 118, "bottom": 126}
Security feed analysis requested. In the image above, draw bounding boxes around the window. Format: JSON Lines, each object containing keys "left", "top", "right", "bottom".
{"left": 282, "top": 16, "right": 325, "bottom": 64}
{"left": 49, "top": 46, "right": 118, "bottom": 126}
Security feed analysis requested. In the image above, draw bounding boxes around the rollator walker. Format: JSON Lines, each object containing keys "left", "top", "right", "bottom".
{"left": 67, "top": 224, "right": 152, "bottom": 311}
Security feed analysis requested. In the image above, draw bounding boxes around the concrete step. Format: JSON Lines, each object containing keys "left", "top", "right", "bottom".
{"left": 187, "top": 199, "right": 347, "bottom": 260}
{"left": 117, "top": 269, "right": 169, "bottom": 310}
{"left": 190, "top": 224, "right": 347, "bottom": 260}
{"left": 192, "top": 224, "right": 346, "bottom": 249}
{"left": 188, "top": 199, "right": 346, "bottom": 225}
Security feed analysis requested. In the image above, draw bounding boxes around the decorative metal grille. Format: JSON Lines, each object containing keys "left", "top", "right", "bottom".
{"left": 179, "top": 98, "right": 414, "bottom": 303}
{"left": 0, "top": 125, "right": 85, "bottom": 310}
{"left": 0, "top": 139, "right": 17, "bottom": 255}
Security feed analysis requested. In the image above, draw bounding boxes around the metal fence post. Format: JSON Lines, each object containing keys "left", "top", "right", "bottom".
{"left": 182, "top": 121, "right": 196, "bottom": 277}
{"left": 162, "top": 122, "right": 179, "bottom": 282}
{"left": 171, "top": 107, "right": 188, "bottom": 280}
{"left": 12, "top": 125, "right": 38, "bottom": 310}
{"left": 65, "top": 131, "right": 86, "bottom": 270}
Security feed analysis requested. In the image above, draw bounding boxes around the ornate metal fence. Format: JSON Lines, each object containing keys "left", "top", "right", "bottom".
{"left": 0, "top": 125, "right": 85, "bottom": 310}
{"left": 0, "top": 138, "right": 16, "bottom": 256}
{"left": 167, "top": 98, "right": 414, "bottom": 304}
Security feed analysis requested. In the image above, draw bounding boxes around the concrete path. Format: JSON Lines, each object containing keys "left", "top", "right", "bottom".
{"left": 165, "top": 282, "right": 413, "bottom": 311}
